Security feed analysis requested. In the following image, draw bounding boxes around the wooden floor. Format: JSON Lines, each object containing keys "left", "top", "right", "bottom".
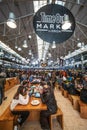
{"left": 0, "top": 86, "right": 87, "bottom": 130}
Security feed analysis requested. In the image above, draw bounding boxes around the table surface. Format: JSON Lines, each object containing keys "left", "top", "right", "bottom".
{"left": 14, "top": 96, "right": 47, "bottom": 111}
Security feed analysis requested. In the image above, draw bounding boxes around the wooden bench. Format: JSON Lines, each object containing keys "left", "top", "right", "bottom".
{"left": 60, "top": 88, "right": 68, "bottom": 98}
{"left": 78, "top": 100, "right": 87, "bottom": 119}
{"left": 0, "top": 106, "right": 17, "bottom": 130}
{"left": 60, "top": 87, "right": 64, "bottom": 96}
{"left": 49, "top": 108, "right": 63, "bottom": 130}
{"left": 63, "top": 90, "right": 68, "bottom": 98}
{"left": 5, "top": 77, "right": 20, "bottom": 91}
{"left": 71, "top": 95, "right": 80, "bottom": 111}
{"left": 68, "top": 94, "right": 73, "bottom": 104}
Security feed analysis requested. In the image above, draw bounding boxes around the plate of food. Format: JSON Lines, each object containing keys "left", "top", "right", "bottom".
{"left": 31, "top": 100, "right": 40, "bottom": 105}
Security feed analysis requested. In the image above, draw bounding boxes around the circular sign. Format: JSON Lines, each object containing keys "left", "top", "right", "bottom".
{"left": 33, "top": 4, "right": 75, "bottom": 44}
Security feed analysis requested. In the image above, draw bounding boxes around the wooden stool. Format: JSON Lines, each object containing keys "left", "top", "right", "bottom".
{"left": 61, "top": 88, "right": 64, "bottom": 96}
{"left": 78, "top": 100, "right": 87, "bottom": 119}
{"left": 63, "top": 90, "right": 68, "bottom": 98}
{"left": 68, "top": 94, "right": 73, "bottom": 104}
{"left": 71, "top": 95, "right": 80, "bottom": 111}
{"left": 49, "top": 108, "right": 63, "bottom": 130}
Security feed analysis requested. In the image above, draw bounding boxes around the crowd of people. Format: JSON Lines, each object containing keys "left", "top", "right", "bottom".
{"left": 0, "top": 69, "right": 87, "bottom": 130}
{"left": 56, "top": 70, "right": 87, "bottom": 103}
{"left": 10, "top": 71, "right": 58, "bottom": 130}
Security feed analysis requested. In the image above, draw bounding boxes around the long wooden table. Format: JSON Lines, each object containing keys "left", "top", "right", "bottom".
{"left": 14, "top": 96, "right": 47, "bottom": 121}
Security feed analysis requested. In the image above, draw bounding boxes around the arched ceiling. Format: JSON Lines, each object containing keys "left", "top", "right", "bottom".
{"left": 0, "top": 0, "right": 87, "bottom": 63}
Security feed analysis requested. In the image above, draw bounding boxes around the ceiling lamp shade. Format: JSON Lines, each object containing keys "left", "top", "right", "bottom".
{"left": 18, "top": 47, "right": 22, "bottom": 51}
{"left": 62, "top": 14, "right": 71, "bottom": 30}
{"left": 23, "top": 40, "right": 28, "bottom": 48}
{"left": 28, "top": 35, "right": 32, "bottom": 39}
{"left": 7, "top": 12, "right": 17, "bottom": 29}
{"left": 0, "top": 49, "right": 4, "bottom": 56}
{"left": 48, "top": 52, "right": 51, "bottom": 58}
{"left": 77, "top": 42, "right": 84, "bottom": 48}
{"left": 15, "top": 45, "right": 18, "bottom": 49}
{"left": 28, "top": 50, "right": 32, "bottom": 55}
{"left": 52, "top": 41, "right": 56, "bottom": 48}
{"left": 56, "top": 0, "right": 65, "bottom": 6}
{"left": 77, "top": 42, "right": 82, "bottom": 48}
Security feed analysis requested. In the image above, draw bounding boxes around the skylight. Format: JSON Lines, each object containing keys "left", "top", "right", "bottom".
{"left": 33, "top": 0, "right": 48, "bottom": 61}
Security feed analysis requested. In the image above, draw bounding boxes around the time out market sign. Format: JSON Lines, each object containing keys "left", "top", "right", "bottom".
{"left": 33, "top": 4, "right": 75, "bottom": 43}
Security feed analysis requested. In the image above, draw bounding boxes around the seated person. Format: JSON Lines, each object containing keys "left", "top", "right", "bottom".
{"left": 10, "top": 85, "right": 30, "bottom": 126}
{"left": 0, "top": 73, "right": 7, "bottom": 104}
{"left": 80, "top": 74, "right": 87, "bottom": 103}
{"left": 39, "top": 82, "right": 57, "bottom": 130}
{"left": 29, "top": 79, "right": 42, "bottom": 97}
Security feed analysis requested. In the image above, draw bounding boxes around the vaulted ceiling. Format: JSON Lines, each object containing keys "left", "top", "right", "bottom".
{"left": 0, "top": 0, "right": 87, "bottom": 63}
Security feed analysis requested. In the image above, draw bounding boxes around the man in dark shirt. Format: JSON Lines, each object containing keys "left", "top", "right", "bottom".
{"left": 39, "top": 82, "right": 57, "bottom": 130}
{"left": 83, "top": 74, "right": 87, "bottom": 89}
{"left": 0, "top": 73, "right": 7, "bottom": 105}
{"left": 80, "top": 74, "right": 87, "bottom": 103}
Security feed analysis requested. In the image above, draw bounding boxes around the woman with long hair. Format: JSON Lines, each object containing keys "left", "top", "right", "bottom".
{"left": 10, "top": 85, "right": 30, "bottom": 127}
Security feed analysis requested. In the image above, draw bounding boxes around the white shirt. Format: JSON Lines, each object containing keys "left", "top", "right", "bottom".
{"left": 10, "top": 94, "right": 29, "bottom": 111}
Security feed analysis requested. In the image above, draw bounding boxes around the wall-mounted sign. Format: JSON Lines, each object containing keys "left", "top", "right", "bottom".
{"left": 33, "top": 4, "right": 75, "bottom": 44}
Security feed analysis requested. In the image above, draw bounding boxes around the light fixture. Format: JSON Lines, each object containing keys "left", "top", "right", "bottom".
{"left": 15, "top": 45, "right": 18, "bottom": 49}
{"left": 77, "top": 42, "right": 84, "bottom": 49}
{"left": 62, "top": 14, "right": 71, "bottom": 30}
{"left": 28, "top": 50, "right": 32, "bottom": 55}
{"left": 81, "top": 42, "right": 85, "bottom": 50}
{"left": 28, "top": 35, "right": 32, "bottom": 39}
{"left": 56, "top": 0, "right": 65, "bottom": 6}
{"left": 77, "top": 0, "right": 80, "bottom": 4}
{"left": 52, "top": 41, "right": 56, "bottom": 48}
{"left": 7, "top": 12, "right": 17, "bottom": 29}
{"left": 0, "top": 49, "right": 4, "bottom": 56}
{"left": 77, "top": 42, "right": 82, "bottom": 48}
{"left": 48, "top": 52, "right": 51, "bottom": 57}
{"left": 68, "top": 51, "right": 71, "bottom": 54}
{"left": 18, "top": 47, "right": 22, "bottom": 51}
{"left": 23, "top": 40, "right": 28, "bottom": 48}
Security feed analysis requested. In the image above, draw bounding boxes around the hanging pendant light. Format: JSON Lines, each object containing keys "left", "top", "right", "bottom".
{"left": 28, "top": 50, "right": 32, "bottom": 55}
{"left": 15, "top": 45, "right": 18, "bottom": 49}
{"left": 7, "top": 12, "right": 17, "bottom": 29}
{"left": 52, "top": 41, "right": 56, "bottom": 49}
{"left": 28, "top": 35, "right": 32, "bottom": 39}
{"left": 0, "top": 49, "right": 4, "bottom": 56}
{"left": 23, "top": 40, "right": 28, "bottom": 48}
{"left": 62, "top": 14, "right": 71, "bottom": 30}
{"left": 18, "top": 47, "right": 22, "bottom": 51}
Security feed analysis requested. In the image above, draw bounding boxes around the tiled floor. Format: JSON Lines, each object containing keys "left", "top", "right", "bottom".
{"left": 0, "top": 86, "right": 87, "bottom": 130}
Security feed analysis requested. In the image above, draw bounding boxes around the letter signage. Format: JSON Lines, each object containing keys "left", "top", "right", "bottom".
{"left": 33, "top": 4, "right": 75, "bottom": 43}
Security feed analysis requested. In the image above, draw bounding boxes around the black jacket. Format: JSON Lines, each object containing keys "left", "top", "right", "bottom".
{"left": 40, "top": 88, "right": 57, "bottom": 114}
{"left": 0, "top": 77, "right": 6, "bottom": 89}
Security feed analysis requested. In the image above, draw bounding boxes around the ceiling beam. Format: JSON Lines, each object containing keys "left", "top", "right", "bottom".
{"left": 77, "top": 21, "right": 87, "bottom": 28}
